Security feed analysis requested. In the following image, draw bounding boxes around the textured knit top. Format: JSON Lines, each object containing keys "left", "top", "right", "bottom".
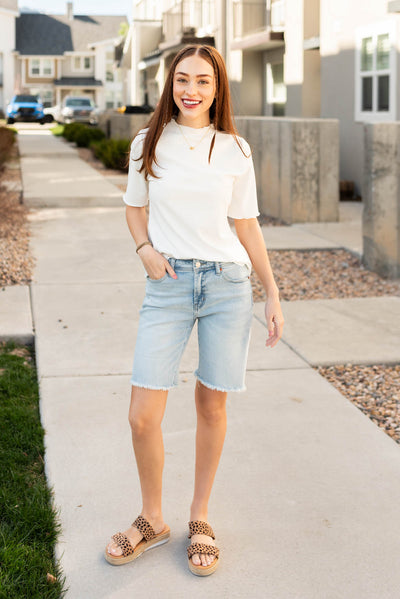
{"left": 123, "top": 119, "right": 259, "bottom": 266}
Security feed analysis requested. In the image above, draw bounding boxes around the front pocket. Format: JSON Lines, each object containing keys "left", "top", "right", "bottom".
{"left": 220, "top": 263, "right": 250, "bottom": 283}
{"left": 146, "top": 272, "right": 168, "bottom": 282}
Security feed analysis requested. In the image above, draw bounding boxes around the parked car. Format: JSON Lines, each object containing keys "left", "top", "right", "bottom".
{"left": 59, "top": 96, "right": 99, "bottom": 125}
{"left": 6, "top": 94, "right": 45, "bottom": 124}
{"left": 42, "top": 105, "right": 59, "bottom": 123}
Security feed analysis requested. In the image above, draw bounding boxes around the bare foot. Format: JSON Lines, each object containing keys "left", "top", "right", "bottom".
{"left": 106, "top": 515, "right": 166, "bottom": 557}
{"left": 190, "top": 533, "right": 216, "bottom": 567}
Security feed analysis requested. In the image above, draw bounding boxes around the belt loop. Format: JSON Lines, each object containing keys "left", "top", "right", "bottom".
{"left": 169, "top": 257, "right": 176, "bottom": 269}
{"left": 215, "top": 261, "right": 220, "bottom": 274}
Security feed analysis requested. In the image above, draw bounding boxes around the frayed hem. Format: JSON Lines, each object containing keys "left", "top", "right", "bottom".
{"left": 195, "top": 375, "right": 246, "bottom": 393}
{"left": 130, "top": 380, "right": 177, "bottom": 391}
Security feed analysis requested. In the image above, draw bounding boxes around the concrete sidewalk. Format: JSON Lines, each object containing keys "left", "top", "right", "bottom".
{"left": 19, "top": 130, "right": 121, "bottom": 207}
{"left": 9, "top": 130, "right": 400, "bottom": 598}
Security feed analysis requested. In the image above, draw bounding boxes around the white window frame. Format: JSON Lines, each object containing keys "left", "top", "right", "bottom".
{"left": 355, "top": 21, "right": 396, "bottom": 122}
{"left": 28, "top": 57, "right": 55, "bottom": 78}
{"left": 72, "top": 56, "right": 93, "bottom": 72}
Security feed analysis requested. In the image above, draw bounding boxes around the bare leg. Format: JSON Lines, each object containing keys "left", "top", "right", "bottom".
{"left": 189, "top": 380, "right": 227, "bottom": 567}
{"left": 107, "top": 385, "right": 168, "bottom": 556}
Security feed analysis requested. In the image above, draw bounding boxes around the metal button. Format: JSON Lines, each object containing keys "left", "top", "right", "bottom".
{"left": 195, "top": 261, "right": 201, "bottom": 267}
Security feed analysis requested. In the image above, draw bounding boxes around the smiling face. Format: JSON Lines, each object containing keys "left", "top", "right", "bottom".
{"left": 173, "top": 54, "right": 216, "bottom": 128}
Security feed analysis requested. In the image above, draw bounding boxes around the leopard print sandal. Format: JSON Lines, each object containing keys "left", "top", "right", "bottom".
{"left": 105, "top": 515, "right": 170, "bottom": 566}
{"left": 187, "top": 520, "right": 220, "bottom": 576}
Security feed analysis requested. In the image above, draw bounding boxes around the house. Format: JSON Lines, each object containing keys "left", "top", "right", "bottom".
{"left": 13, "top": 1, "right": 128, "bottom": 110}
{"left": 124, "top": 0, "right": 400, "bottom": 197}
{"left": 0, "top": 0, "right": 18, "bottom": 115}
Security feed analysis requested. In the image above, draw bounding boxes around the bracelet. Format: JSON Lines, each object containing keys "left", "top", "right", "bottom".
{"left": 136, "top": 240, "right": 153, "bottom": 254}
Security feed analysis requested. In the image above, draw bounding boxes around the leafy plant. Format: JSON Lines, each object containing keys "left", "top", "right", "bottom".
{"left": 90, "top": 138, "right": 130, "bottom": 171}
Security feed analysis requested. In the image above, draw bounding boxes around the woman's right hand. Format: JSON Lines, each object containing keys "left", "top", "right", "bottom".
{"left": 138, "top": 245, "right": 177, "bottom": 280}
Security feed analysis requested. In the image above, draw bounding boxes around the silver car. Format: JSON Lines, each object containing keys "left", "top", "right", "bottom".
{"left": 60, "top": 96, "right": 99, "bottom": 125}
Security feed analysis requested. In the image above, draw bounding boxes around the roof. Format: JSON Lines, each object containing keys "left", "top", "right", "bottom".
{"left": 15, "top": 13, "right": 128, "bottom": 56}
{"left": 54, "top": 77, "right": 102, "bottom": 87}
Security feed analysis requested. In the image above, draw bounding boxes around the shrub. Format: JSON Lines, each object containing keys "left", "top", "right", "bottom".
{"left": 74, "top": 126, "right": 105, "bottom": 148}
{"left": 62, "top": 122, "right": 86, "bottom": 142}
{"left": 0, "top": 126, "right": 16, "bottom": 167}
{"left": 90, "top": 138, "right": 130, "bottom": 171}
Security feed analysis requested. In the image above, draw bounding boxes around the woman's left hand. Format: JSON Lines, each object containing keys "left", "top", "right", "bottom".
{"left": 265, "top": 296, "right": 284, "bottom": 348}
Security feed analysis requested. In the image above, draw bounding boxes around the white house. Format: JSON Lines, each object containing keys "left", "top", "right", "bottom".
{"left": 0, "top": 0, "right": 18, "bottom": 115}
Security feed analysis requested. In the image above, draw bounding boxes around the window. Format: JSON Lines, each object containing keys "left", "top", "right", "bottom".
{"left": 29, "top": 58, "right": 54, "bottom": 77}
{"left": 72, "top": 56, "right": 92, "bottom": 71}
{"left": 41, "top": 89, "right": 53, "bottom": 107}
{"left": 355, "top": 23, "right": 396, "bottom": 121}
{"left": 106, "top": 51, "right": 115, "bottom": 82}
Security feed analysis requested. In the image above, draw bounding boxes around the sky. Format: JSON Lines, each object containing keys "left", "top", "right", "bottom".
{"left": 18, "top": 0, "right": 132, "bottom": 20}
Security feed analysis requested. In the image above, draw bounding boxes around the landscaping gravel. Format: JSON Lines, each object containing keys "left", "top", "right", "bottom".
{"left": 316, "top": 364, "right": 400, "bottom": 445}
{"left": 251, "top": 249, "right": 400, "bottom": 302}
{"left": 0, "top": 144, "right": 34, "bottom": 286}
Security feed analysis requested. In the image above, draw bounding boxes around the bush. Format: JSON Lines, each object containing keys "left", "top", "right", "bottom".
{"left": 62, "top": 122, "right": 86, "bottom": 142}
{"left": 0, "top": 127, "right": 16, "bottom": 167}
{"left": 90, "top": 138, "right": 130, "bottom": 171}
{"left": 74, "top": 126, "right": 105, "bottom": 148}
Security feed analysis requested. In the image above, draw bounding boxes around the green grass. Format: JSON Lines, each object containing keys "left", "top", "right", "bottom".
{"left": 50, "top": 124, "right": 64, "bottom": 136}
{"left": 0, "top": 342, "right": 66, "bottom": 598}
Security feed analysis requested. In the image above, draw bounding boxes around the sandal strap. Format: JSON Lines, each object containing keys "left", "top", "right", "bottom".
{"left": 111, "top": 532, "right": 135, "bottom": 557}
{"left": 132, "top": 515, "right": 156, "bottom": 541}
{"left": 187, "top": 542, "right": 219, "bottom": 559}
{"left": 188, "top": 520, "right": 215, "bottom": 539}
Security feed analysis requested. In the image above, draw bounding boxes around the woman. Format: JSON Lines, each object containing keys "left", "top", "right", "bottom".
{"left": 105, "top": 44, "right": 284, "bottom": 576}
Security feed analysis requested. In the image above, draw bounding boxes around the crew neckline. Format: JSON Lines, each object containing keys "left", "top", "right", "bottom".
{"left": 171, "top": 119, "right": 213, "bottom": 132}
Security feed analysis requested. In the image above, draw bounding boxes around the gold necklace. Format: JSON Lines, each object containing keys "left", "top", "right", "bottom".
{"left": 175, "top": 121, "right": 211, "bottom": 150}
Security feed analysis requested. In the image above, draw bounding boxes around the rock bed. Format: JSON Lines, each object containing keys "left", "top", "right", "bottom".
{"left": 316, "top": 364, "right": 400, "bottom": 445}
{"left": 251, "top": 249, "right": 400, "bottom": 302}
{"left": 0, "top": 145, "right": 34, "bottom": 286}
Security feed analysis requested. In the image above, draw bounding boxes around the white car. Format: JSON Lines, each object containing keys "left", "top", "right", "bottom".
{"left": 43, "top": 104, "right": 60, "bottom": 123}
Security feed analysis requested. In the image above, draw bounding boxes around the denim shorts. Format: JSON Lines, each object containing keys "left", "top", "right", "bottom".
{"left": 130, "top": 258, "right": 253, "bottom": 392}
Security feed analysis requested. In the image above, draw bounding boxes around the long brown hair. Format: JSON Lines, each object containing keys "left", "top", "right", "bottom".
{"left": 134, "top": 44, "right": 245, "bottom": 180}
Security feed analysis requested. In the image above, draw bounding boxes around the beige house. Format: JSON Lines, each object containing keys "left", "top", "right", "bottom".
{"left": 13, "top": 2, "right": 127, "bottom": 110}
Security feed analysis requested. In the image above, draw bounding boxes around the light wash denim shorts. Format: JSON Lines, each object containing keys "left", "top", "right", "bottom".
{"left": 130, "top": 258, "right": 253, "bottom": 392}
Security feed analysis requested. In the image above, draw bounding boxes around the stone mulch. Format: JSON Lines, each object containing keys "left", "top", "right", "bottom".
{"left": 0, "top": 143, "right": 34, "bottom": 286}
{"left": 251, "top": 249, "right": 400, "bottom": 302}
{"left": 316, "top": 364, "right": 400, "bottom": 445}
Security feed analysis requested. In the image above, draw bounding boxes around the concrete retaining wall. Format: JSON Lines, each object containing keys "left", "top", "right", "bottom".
{"left": 235, "top": 116, "right": 339, "bottom": 223}
{"left": 363, "top": 123, "right": 400, "bottom": 279}
{"left": 98, "top": 112, "right": 340, "bottom": 225}
{"left": 98, "top": 110, "right": 152, "bottom": 141}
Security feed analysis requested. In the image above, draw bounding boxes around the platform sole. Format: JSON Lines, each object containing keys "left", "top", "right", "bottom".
{"left": 188, "top": 556, "right": 219, "bottom": 576}
{"left": 104, "top": 528, "right": 170, "bottom": 566}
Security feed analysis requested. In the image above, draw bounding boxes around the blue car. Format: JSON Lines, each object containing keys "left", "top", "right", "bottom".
{"left": 7, "top": 94, "right": 45, "bottom": 124}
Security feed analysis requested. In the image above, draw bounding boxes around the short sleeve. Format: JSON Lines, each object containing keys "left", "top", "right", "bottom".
{"left": 227, "top": 139, "right": 260, "bottom": 219}
{"left": 123, "top": 130, "right": 149, "bottom": 207}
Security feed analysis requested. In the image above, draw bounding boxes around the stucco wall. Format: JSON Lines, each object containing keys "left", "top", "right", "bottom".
{"left": 320, "top": 0, "right": 400, "bottom": 196}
